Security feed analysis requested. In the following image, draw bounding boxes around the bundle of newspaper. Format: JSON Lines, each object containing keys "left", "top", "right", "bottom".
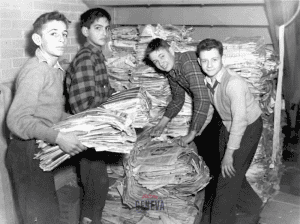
{"left": 222, "top": 36, "right": 279, "bottom": 114}
{"left": 120, "top": 127, "right": 210, "bottom": 224}
{"left": 34, "top": 107, "right": 137, "bottom": 171}
{"left": 101, "top": 87, "right": 152, "bottom": 128}
{"left": 106, "top": 26, "right": 139, "bottom": 91}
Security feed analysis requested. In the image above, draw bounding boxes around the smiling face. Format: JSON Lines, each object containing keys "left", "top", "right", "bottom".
{"left": 198, "top": 48, "right": 223, "bottom": 79}
{"left": 82, "top": 17, "right": 110, "bottom": 47}
{"left": 32, "top": 20, "right": 68, "bottom": 61}
{"left": 149, "top": 47, "right": 175, "bottom": 72}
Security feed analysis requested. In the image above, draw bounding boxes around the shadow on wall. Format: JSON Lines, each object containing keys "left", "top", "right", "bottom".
{"left": 75, "top": 21, "right": 86, "bottom": 47}
{"left": 25, "top": 30, "right": 36, "bottom": 58}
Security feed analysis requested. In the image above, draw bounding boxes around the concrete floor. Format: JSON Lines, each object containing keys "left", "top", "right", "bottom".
{"left": 259, "top": 133, "right": 300, "bottom": 224}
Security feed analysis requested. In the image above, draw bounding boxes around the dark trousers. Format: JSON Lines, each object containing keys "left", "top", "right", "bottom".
{"left": 195, "top": 111, "right": 223, "bottom": 222}
{"left": 205, "top": 116, "right": 263, "bottom": 224}
{"left": 6, "top": 139, "right": 61, "bottom": 224}
{"left": 76, "top": 149, "right": 109, "bottom": 223}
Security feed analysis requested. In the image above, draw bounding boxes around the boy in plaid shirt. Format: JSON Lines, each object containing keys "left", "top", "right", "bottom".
{"left": 65, "top": 8, "right": 115, "bottom": 224}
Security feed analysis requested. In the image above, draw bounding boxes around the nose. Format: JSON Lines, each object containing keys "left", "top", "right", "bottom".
{"left": 58, "top": 34, "right": 66, "bottom": 43}
{"left": 207, "top": 60, "right": 212, "bottom": 68}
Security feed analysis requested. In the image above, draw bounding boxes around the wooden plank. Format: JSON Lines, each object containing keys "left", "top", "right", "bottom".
{"left": 191, "top": 27, "right": 272, "bottom": 44}
{"left": 84, "top": 0, "right": 265, "bottom": 7}
{"left": 112, "top": 6, "right": 268, "bottom": 26}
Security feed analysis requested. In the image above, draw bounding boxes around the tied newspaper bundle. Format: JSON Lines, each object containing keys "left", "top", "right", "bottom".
{"left": 116, "top": 127, "right": 210, "bottom": 224}
{"left": 101, "top": 87, "right": 152, "bottom": 128}
{"left": 34, "top": 107, "right": 137, "bottom": 171}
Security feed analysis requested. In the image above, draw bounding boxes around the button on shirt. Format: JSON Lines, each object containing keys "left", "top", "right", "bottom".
{"left": 65, "top": 42, "right": 115, "bottom": 114}
{"left": 164, "top": 51, "right": 210, "bottom": 133}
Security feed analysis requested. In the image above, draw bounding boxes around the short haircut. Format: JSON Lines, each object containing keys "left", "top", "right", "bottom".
{"left": 144, "top": 38, "right": 170, "bottom": 65}
{"left": 80, "top": 8, "right": 111, "bottom": 28}
{"left": 33, "top": 11, "right": 70, "bottom": 35}
{"left": 196, "top": 38, "right": 223, "bottom": 57}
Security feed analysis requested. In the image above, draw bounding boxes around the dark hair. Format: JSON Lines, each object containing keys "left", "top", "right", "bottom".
{"left": 80, "top": 8, "right": 111, "bottom": 28}
{"left": 33, "top": 11, "right": 70, "bottom": 35}
{"left": 144, "top": 38, "right": 170, "bottom": 66}
{"left": 196, "top": 38, "right": 223, "bottom": 57}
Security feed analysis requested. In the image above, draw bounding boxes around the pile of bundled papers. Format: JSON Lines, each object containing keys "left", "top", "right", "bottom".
{"left": 106, "top": 26, "right": 139, "bottom": 91}
{"left": 34, "top": 107, "right": 137, "bottom": 171}
{"left": 222, "top": 36, "right": 279, "bottom": 115}
{"left": 119, "top": 127, "right": 210, "bottom": 224}
{"left": 101, "top": 87, "right": 152, "bottom": 128}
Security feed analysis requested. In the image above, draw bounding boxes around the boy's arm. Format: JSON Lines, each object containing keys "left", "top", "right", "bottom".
{"left": 163, "top": 77, "right": 185, "bottom": 119}
{"left": 7, "top": 66, "right": 59, "bottom": 144}
{"left": 185, "top": 60, "right": 211, "bottom": 134}
{"left": 67, "top": 56, "right": 111, "bottom": 114}
{"left": 226, "top": 78, "right": 248, "bottom": 150}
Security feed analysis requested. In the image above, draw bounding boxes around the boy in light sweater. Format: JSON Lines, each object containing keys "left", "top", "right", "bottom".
{"left": 6, "top": 11, "right": 86, "bottom": 224}
{"left": 197, "top": 38, "right": 263, "bottom": 224}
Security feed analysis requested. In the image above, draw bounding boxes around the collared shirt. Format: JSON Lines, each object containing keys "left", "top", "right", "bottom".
{"left": 7, "top": 48, "right": 66, "bottom": 144}
{"left": 65, "top": 41, "right": 115, "bottom": 114}
{"left": 204, "top": 66, "right": 262, "bottom": 150}
{"left": 164, "top": 51, "right": 210, "bottom": 133}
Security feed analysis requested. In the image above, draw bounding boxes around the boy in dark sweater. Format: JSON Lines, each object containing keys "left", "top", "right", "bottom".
{"left": 6, "top": 11, "right": 86, "bottom": 224}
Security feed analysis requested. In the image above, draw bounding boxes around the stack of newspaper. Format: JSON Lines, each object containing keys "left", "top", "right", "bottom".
{"left": 222, "top": 36, "right": 279, "bottom": 114}
{"left": 34, "top": 107, "right": 136, "bottom": 171}
{"left": 101, "top": 87, "right": 152, "bottom": 128}
{"left": 120, "top": 127, "right": 210, "bottom": 224}
{"left": 106, "top": 26, "right": 139, "bottom": 91}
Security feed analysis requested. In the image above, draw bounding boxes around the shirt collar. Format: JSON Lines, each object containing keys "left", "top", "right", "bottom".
{"left": 84, "top": 41, "right": 103, "bottom": 55}
{"left": 35, "top": 48, "right": 64, "bottom": 71}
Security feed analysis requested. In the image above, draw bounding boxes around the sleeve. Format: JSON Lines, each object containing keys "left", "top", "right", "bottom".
{"left": 163, "top": 77, "right": 185, "bottom": 119}
{"left": 226, "top": 78, "right": 248, "bottom": 149}
{"left": 184, "top": 60, "right": 211, "bottom": 133}
{"left": 7, "top": 66, "right": 59, "bottom": 144}
{"left": 67, "top": 54, "right": 100, "bottom": 114}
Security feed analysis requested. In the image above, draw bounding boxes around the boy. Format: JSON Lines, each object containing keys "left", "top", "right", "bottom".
{"left": 144, "top": 38, "right": 211, "bottom": 146}
{"left": 6, "top": 11, "right": 86, "bottom": 224}
{"left": 65, "top": 8, "right": 115, "bottom": 224}
{"left": 197, "top": 38, "right": 263, "bottom": 224}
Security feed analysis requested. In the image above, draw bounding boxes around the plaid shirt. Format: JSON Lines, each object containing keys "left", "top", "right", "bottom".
{"left": 65, "top": 42, "right": 115, "bottom": 114}
{"left": 164, "top": 51, "right": 210, "bottom": 133}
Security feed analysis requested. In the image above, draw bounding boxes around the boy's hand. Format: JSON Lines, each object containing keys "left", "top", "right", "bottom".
{"left": 221, "top": 149, "right": 236, "bottom": 178}
{"left": 175, "top": 131, "right": 196, "bottom": 147}
{"left": 150, "top": 125, "right": 165, "bottom": 137}
{"left": 150, "top": 116, "right": 170, "bottom": 137}
{"left": 55, "top": 132, "right": 87, "bottom": 156}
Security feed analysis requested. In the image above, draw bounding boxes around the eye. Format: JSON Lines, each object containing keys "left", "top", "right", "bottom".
{"left": 63, "top": 33, "right": 68, "bottom": 37}
{"left": 51, "top": 32, "right": 59, "bottom": 37}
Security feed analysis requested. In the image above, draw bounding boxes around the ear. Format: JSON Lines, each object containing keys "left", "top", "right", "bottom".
{"left": 197, "top": 58, "right": 201, "bottom": 65}
{"left": 168, "top": 47, "right": 175, "bottom": 56}
{"left": 32, "top": 33, "right": 42, "bottom": 46}
{"left": 81, "top": 27, "right": 89, "bottom": 37}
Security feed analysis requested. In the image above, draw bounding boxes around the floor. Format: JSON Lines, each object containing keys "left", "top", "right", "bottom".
{"left": 259, "top": 127, "right": 300, "bottom": 224}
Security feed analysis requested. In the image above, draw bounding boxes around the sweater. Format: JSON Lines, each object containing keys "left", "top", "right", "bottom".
{"left": 7, "top": 48, "right": 67, "bottom": 144}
